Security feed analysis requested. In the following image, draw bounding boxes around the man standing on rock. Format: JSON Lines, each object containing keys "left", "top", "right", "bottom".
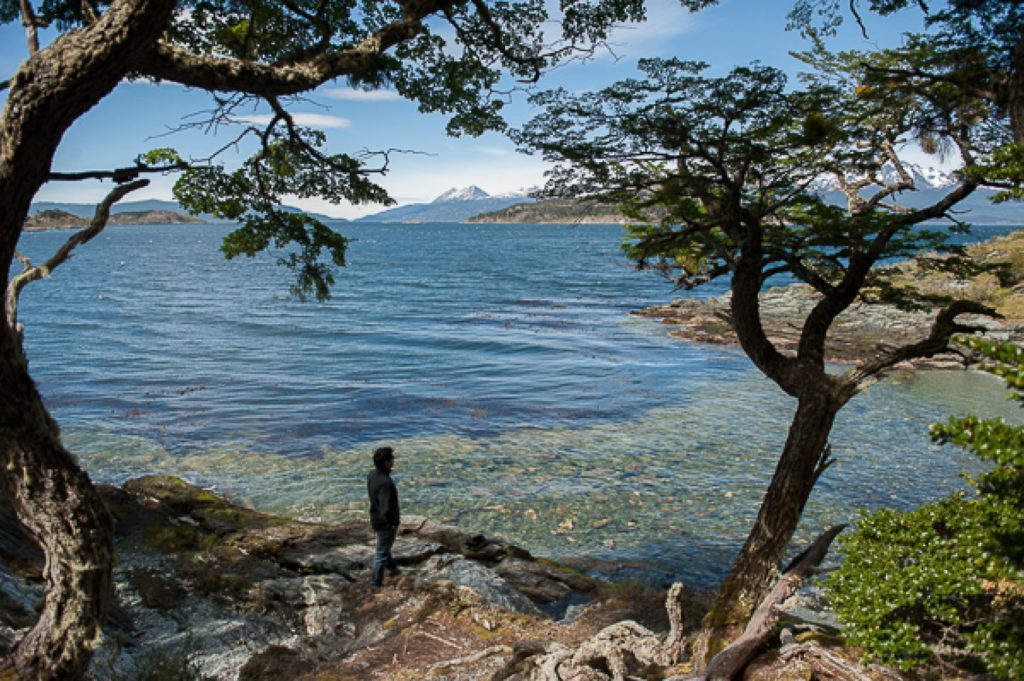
{"left": 367, "top": 446, "right": 401, "bottom": 588}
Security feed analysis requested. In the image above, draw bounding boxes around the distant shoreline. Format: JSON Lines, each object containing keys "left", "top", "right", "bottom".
{"left": 24, "top": 209, "right": 208, "bottom": 232}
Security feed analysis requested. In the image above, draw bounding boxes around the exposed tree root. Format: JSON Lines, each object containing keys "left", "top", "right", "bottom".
{"left": 494, "top": 527, "right": 851, "bottom": 681}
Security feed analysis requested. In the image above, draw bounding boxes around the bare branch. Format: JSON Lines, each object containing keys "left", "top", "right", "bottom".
{"left": 859, "top": 140, "right": 915, "bottom": 211}
{"left": 700, "top": 525, "right": 847, "bottom": 681}
{"left": 842, "top": 299, "right": 1002, "bottom": 390}
{"left": 81, "top": 0, "right": 100, "bottom": 24}
{"left": 13, "top": 251, "right": 32, "bottom": 270}
{"left": 849, "top": 0, "right": 868, "bottom": 39}
{"left": 191, "top": 128, "right": 258, "bottom": 165}
{"left": 19, "top": 0, "right": 46, "bottom": 55}
{"left": 429, "top": 645, "right": 512, "bottom": 673}
{"left": 47, "top": 161, "right": 191, "bottom": 183}
{"left": 6, "top": 180, "right": 149, "bottom": 333}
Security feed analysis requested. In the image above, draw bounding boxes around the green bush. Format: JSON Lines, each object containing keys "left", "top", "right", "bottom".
{"left": 827, "top": 339, "right": 1024, "bottom": 679}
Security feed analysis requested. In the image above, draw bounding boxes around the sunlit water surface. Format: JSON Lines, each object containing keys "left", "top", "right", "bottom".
{"left": 17, "top": 222, "right": 1021, "bottom": 588}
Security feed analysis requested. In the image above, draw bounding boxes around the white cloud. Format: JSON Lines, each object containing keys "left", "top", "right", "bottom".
{"left": 604, "top": 0, "right": 701, "bottom": 59}
{"left": 234, "top": 113, "right": 352, "bottom": 129}
{"left": 322, "top": 88, "right": 403, "bottom": 102}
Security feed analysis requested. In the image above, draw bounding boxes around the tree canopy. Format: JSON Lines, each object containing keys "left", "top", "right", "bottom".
{"left": 514, "top": 2, "right": 1018, "bottom": 661}
{"left": 1, "top": 0, "right": 665, "bottom": 302}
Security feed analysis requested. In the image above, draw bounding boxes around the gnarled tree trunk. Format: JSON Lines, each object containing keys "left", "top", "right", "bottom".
{"left": 0, "top": 321, "right": 115, "bottom": 680}
{"left": 693, "top": 382, "right": 846, "bottom": 666}
{"left": 0, "top": 1, "right": 176, "bottom": 677}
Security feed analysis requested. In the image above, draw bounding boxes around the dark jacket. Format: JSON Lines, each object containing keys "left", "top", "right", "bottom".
{"left": 367, "top": 468, "right": 400, "bottom": 530}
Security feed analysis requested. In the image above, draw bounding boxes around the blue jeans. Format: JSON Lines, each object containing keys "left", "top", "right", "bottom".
{"left": 371, "top": 526, "right": 398, "bottom": 586}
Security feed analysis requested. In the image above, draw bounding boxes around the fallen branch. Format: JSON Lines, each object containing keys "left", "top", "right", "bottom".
{"left": 500, "top": 583, "right": 689, "bottom": 681}
{"left": 419, "top": 629, "right": 462, "bottom": 650}
{"left": 699, "top": 524, "right": 847, "bottom": 681}
{"left": 776, "top": 639, "right": 876, "bottom": 681}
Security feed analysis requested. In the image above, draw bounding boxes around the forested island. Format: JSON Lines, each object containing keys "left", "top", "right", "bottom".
{"left": 24, "top": 209, "right": 206, "bottom": 231}
{"left": 468, "top": 198, "right": 629, "bottom": 224}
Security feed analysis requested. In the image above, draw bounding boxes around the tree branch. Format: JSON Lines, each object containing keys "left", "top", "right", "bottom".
{"left": 842, "top": 299, "right": 1002, "bottom": 390}
{"left": 468, "top": 0, "right": 542, "bottom": 82}
{"left": 19, "top": 0, "right": 46, "bottom": 55}
{"left": 47, "top": 161, "right": 190, "bottom": 183}
{"left": 5, "top": 180, "right": 149, "bottom": 334}
{"left": 81, "top": 0, "right": 100, "bottom": 24}
{"left": 732, "top": 228, "right": 799, "bottom": 395}
{"left": 136, "top": 0, "right": 448, "bottom": 96}
{"left": 862, "top": 62, "right": 1002, "bottom": 108}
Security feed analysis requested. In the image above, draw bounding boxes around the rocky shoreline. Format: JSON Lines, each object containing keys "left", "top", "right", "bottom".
{"left": 0, "top": 477, "right": 866, "bottom": 680}
{"left": 636, "top": 227, "right": 1024, "bottom": 369}
{"left": 1, "top": 476, "right": 716, "bottom": 680}
{"left": 635, "top": 284, "right": 1024, "bottom": 368}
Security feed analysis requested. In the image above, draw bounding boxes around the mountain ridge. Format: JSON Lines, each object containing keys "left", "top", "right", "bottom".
{"left": 471, "top": 169, "right": 1023, "bottom": 225}
{"left": 355, "top": 186, "right": 536, "bottom": 223}
{"left": 24, "top": 208, "right": 208, "bottom": 231}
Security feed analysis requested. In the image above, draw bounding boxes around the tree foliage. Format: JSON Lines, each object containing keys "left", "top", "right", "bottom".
{"left": 2, "top": 0, "right": 655, "bottom": 301}
{"left": 828, "top": 339, "right": 1024, "bottom": 679}
{"left": 514, "top": 48, "right": 1003, "bottom": 359}
{"left": 514, "top": 3, "right": 1019, "bottom": 658}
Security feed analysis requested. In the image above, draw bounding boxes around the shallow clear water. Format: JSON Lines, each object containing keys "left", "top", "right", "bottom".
{"left": 16, "top": 222, "right": 1021, "bottom": 588}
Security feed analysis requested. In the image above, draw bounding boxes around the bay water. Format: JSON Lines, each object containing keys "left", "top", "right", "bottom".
{"left": 15, "top": 222, "right": 1020, "bottom": 588}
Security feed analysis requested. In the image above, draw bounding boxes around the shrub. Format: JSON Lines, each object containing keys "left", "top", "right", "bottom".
{"left": 827, "top": 339, "right": 1024, "bottom": 679}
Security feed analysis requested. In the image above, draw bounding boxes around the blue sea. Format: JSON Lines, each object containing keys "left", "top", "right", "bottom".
{"left": 15, "top": 222, "right": 1021, "bottom": 588}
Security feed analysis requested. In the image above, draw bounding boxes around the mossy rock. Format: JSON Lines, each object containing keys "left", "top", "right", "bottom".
{"left": 122, "top": 476, "right": 283, "bottom": 534}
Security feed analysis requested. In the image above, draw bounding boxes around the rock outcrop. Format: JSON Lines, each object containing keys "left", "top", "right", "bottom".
{"left": 636, "top": 285, "right": 1020, "bottom": 367}
{"left": 0, "top": 476, "right": 678, "bottom": 680}
{"left": 638, "top": 231, "right": 1024, "bottom": 367}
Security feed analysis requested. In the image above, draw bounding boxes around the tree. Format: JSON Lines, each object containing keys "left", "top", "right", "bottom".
{"left": 788, "top": 1, "right": 1024, "bottom": 193}
{"left": 513, "top": 23, "right": 1015, "bottom": 661}
{"left": 828, "top": 339, "right": 1024, "bottom": 679}
{"left": 790, "top": 2, "right": 1023, "bottom": 135}
{"left": 0, "top": 1, "right": 654, "bottom": 677}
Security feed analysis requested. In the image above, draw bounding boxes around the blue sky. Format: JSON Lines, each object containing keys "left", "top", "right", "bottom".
{"left": 1, "top": 1, "right": 928, "bottom": 219}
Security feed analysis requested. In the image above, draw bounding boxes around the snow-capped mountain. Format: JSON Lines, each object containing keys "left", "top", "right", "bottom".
{"left": 432, "top": 185, "right": 491, "bottom": 202}
{"left": 356, "top": 186, "right": 536, "bottom": 223}
{"left": 491, "top": 186, "right": 540, "bottom": 200}
{"left": 811, "top": 164, "right": 956, "bottom": 192}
